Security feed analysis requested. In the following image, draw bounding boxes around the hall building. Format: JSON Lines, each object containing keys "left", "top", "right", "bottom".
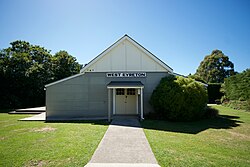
{"left": 45, "top": 35, "right": 173, "bottom": 121}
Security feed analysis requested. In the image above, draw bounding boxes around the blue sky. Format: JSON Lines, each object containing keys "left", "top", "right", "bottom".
{"left": 0, "top": 0, "right": 249, "bottom": 75}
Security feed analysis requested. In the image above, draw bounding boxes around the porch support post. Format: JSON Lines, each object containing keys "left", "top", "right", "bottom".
{"left": 136, "top": 89, "right": 139, "bottom": 114}
{"left": 108, "top": 88, "right": 111, "bottom": 122}
{"left": 140, "top": 87, "right": 144, "bottom": 120}
{"left": 113, "top": 88, "right": 116, "bottom": 115}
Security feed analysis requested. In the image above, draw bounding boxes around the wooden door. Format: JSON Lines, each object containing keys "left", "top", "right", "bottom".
{"left": 115, "top": 88, "right": 137, "bottom": 115}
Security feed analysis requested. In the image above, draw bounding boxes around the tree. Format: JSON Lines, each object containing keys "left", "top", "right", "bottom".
{"left": 0, "top": 41, "right": 82, "bottom": 109}
{"left": 195, "top": 50, "right": 235, "bottom": 83}
{"left": 0, "top": 41, "right": 53, "bottom": 108}
{"left": 52, "top": 51, "right": 82, "bottom": 81}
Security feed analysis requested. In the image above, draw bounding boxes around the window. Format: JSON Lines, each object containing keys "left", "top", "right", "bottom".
{"left": 116, "top": 88, "right": 125, "bottom": 95}
{"left": 127, "top": 88, "right": 135, "bottom": 95}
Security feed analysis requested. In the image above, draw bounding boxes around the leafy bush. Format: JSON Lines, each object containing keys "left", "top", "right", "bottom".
{"left": 150, "top": 75, "right": 208, "bottom": 121}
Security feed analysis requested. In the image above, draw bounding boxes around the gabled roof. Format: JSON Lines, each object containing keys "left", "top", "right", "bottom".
{"left": 45, "top": 34, "right": 173, "bottom": 87}
{"left": 80, "top": 34, "right": 173, "bottom": 73}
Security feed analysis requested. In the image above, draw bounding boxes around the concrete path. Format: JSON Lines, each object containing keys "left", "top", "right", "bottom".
{"left": 85, "top": 118, "right": 160, "bottom": 167}
{"left": 19, "top": 112, "right": 46, "bottom": 121}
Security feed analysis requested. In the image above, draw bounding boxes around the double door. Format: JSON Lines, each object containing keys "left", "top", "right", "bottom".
{"left": 115, "top": 88, "right": 137, "bottom": 115}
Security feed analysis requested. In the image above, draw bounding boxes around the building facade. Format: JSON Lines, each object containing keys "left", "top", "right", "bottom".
{"left": 45, "top": 35, "right": 173, "bottom": 121}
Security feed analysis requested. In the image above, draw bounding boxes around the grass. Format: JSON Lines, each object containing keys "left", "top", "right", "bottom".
{"left": 1, "top": 106, "right": 250, "bottom": 167}
{"left": 142, "top": 105, "right": 250, "bottom": 167}
{"left": 0, "top": 114, "right": 108, "bottom": 167}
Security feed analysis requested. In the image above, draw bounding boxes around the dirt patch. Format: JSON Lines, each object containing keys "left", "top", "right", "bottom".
{"left": 31, "top": 127, "right": 56, "bottom": 133}
{"left": 25, "top": 160, "right": 48, "bottom": 167}
{"left": 228, "top": 131, "right": 250, "bottom": 140}
{"left": 13, "top": 128, "right": 29, "bottom": 132}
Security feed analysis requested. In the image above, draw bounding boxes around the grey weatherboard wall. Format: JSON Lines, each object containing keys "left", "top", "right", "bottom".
{"left": 46, "top": 72, "right": 169, "bottom": 120}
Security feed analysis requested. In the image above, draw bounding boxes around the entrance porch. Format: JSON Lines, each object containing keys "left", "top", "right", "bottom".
{"left": 107, "top": 81, "right": 144, "bottom": 121}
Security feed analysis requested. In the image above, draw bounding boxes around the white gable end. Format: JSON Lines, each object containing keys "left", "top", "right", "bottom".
{"left": 46, "top": 35, "right": 173, "bottom": 87}
{"left": 82, "top": 36, "right": 173, "bottom": 73}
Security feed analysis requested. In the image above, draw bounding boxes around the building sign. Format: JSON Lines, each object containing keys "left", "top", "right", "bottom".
{"left": 106, "top": 72, "right": 146, "bottom": 78}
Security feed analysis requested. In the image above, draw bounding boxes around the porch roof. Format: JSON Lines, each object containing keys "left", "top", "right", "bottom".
{"left": 107, "top": 81, "right": 144, "bottom": 89}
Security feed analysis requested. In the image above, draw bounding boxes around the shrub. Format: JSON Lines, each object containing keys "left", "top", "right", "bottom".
{"left": 150, "top": 75, "right": 208, "bottom": 121}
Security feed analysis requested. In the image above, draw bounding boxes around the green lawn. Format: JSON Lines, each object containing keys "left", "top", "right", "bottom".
{"left": 1, "top": 107, "right": 250, "bottom": 167}
{"left": 0, "top": 114, "right": 108, "bottom": 167}
{"left": 142, "top": 105, "right": 250, "bottom": 167}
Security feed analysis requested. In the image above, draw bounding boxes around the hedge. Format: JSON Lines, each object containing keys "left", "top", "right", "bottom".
{"left": 223, "top": 69, "right": 250, "bottom": 101}
{"left": 222, "top": 69, "right": 250, "bottom": 111}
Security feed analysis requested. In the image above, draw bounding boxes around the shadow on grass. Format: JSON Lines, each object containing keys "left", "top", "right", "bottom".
{"left": 141, "top": 114, "right": 243, "bottom": 134}
{"left": 45, "top": 120, "right": 109, "bottom": 126}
